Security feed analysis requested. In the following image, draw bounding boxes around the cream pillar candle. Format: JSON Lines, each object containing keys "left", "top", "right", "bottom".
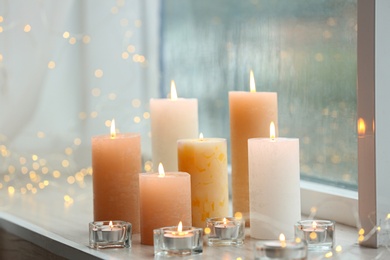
{"left": 177, "top": 134, "right": 229, "bottom": 228}
{"left": 229, "top": 70, "right": 278, "bottom": 224}
{"left": 92, "top": 119, "right": 141, "bottom": 233}
{"left": 150, "top": 80, "right": 198, "bottom": 171}
{"left": 139, "top": 163, "right": 192, "bottom": 245}
{"left": 248, "top": 122, "right": 301, "bottom": 239}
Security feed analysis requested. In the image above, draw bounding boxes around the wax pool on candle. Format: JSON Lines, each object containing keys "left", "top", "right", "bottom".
{"left": 139, "top": 164, "right": 192, "bottom": 245}
{"left": 150, "top": 80, "right": 198, "bottom": 171}
{"left": 92, "top": 120, "right": 141, "bottom": 233}
{"left": 229, "top": 71, "right": 278, "bottom": 224}
{"left": 248, "top": 123, "right": 300, "bottom": 239}
{"left": 177, "top": 135, "right": 228, "bottom": 227}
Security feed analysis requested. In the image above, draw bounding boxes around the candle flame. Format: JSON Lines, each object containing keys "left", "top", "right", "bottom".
{"left": 109, "top": 221, "right": 113, "bottom": 229}
{"left": 279, "top": 233, "right": 287, "bottom": 248}
{"left": 158, "top": 163, "right": 165, "bottom": 177}
{"left": 223, "top": 218, "right": 227, "bottom": 225}
{"left": 358, "top": 118, "right": 366, "bottom": 136}
{"left": 250, "top": 70, "right": 256, "bottom": 93}
{"left": 110, "top": 119, "right": 116, "bottom": 139}
{"left": 170, "top": 80, "right": 178, "bottom": 100}
{"left": 312, "top": 221, "right": 317, "bottom": 230}
{"left": 270, "top": 121, "right": 276, "bottom": 141}
{"left": 178, "top": 221, "right": 183, "bottom": 232}
{"left": 199, "top": 132, "right": 204, "bottom": 140}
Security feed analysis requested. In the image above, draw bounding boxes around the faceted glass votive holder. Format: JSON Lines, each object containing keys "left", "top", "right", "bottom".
{"left": 89, "top": 221, "right": 132, "bottom": 249}
{"left": 153, "top": 226, "right": 203, "bottom": 256}
{"left": 294, "top": 220, "right": 335, "bottom": 251}
{"left": 205, "top": 217, "right": 245, "bottom": 246}
{"left": 254, "top": 238, "right": 308, "bottom": 260}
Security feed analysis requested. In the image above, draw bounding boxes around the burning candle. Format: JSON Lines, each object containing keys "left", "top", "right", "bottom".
{"left": 150, "top": 80, "right": 198, "bottom": 171}
{"left": 248, "top": 122, "right": 300, "bottom": 239}
{"left": 229, "top": 70, "right": 278, "bottom": 224}
{"left": 139, "top": 163, "right": 192, "bottom": 245}
{"left": 163, "top": 221, "right": 194, "bottom": 249}
{"left": 153, "top": 222, "right": 203, "bottom": 256}
{"left": 89, "top": 220, "right": 132, "bottom": 249}
{"left": 214, "top": 218, "right": 239, "bottom": 239}
{"left": 92, "top": 119, "right": 141, "bottom": 233}
{"left": 205, "top": 216, "right": 245, "bottom": 246}
{"left": 295, "top": 220, "right": 335, "bottom": 250}
{"left": 177, "top": 133, "right": 229, "bottom": 227}
{"left": 254, "top": 234, "right": 308, "bottom": 260}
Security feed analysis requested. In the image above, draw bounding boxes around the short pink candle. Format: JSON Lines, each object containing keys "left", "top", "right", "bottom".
{"left": 139, "top": 164, "right": 192, "bottom": 245}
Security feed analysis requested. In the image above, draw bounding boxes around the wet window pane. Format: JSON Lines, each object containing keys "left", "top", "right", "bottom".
{"left": 161, "top": 0, "right": 357, "bottom": 189}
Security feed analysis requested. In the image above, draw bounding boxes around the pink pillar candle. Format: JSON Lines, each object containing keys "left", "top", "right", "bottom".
{"left": 92, "top": 132, "right": 141, "bottom": 233}
{"left": 229, "top": 89, "right": 278, "bottom": 224}
{"left": 139, "top": 166, "right": 192, "bottom": 245}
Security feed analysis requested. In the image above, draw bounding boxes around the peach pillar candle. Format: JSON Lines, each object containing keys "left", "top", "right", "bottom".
{"left": 150, "top": 80, "right": 198, "bottom": 171}
{"left": 139, "top": 163, "right": 192, "bottom": 245}
{"left": 229, "top": 70, "right": 278, "bottom": 224}
{"left": 92, "top": 119, "right": 141, "bottom": 233}
{"left": 177, "top": 134, "right": 229, "bottom": 227}
{"left": 248, "top": 122, "right": 301, "bottom": 239}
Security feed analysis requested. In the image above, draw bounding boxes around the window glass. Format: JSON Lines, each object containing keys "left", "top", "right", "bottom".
{"left": 161, "top": 0, "right": 358, "bottom": 189}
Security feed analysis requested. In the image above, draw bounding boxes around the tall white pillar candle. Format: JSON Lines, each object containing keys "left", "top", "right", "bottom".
{"left": 150, "top": 81, "right": 198, "bottom": 171}
{"left": 248, "top": 123, "right": 300, "bottom": 239}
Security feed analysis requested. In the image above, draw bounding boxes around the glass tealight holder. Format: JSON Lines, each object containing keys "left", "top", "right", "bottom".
{"left": 153, "top": 226, "right": 203, "bottom": 256}
{"left": 254, "top": 237, "right": 308, "bottom": 260}
{"left": 205, "top": 217, "right": 245, "bottom": 246}
{"left": 89, "top": 221, "right": 132, "bottom": 249}
{"left": 294, "top": 220, "right": 335, "bottom": 251}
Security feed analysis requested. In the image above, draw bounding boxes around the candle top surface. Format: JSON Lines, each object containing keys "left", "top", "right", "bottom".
{"left": 228, "top": 91, "right": 277, "bottom": 95}
{"left": 178, "top": 137, "right": 226, "bottom": 143}
{"left": 150, "top": 97, "right": 197, "bottom": 101}
{"left": 140, "top": 172, "right": 190, "bottom": 178}
{"left": 248, "top": 137, "right": 299, "bottom": 142}
{"left": 92, "top": 133, "right": 140, "bottom": 139}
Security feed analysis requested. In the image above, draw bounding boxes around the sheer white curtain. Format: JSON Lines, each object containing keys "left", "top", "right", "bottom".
{"left": 0, "top": 0, "right": 159, "bottom": 192}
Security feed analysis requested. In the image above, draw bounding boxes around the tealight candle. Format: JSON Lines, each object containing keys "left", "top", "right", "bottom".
{"left": 295, "top": 220, "right": 335, "bottom": 250}
{"left": 163, "top": 221, "right": 194, "bottom": 249}
{"left": 89, "top": 221, "right": 132, "bottom": 249}
{"left": 205, "top": 217, "right": 245, "bottom": 246}
{"left": 215, "top": 218, "right": 238, "bottom": 239}
{"left": 254, "top": 234, "right": 308, "bottom": 260}
{"left": 153, "top": 222, "right": 203, "bottom": 256}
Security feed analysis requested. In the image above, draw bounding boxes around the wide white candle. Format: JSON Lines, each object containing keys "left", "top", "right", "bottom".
{"left": 248, "top": 122, "right": 300, "bottom": 239}
{"left": 139, "top": 163, "right": 192, "bottom": 245}
{"left": 150, "top": 80, "right": 198, "bottom": 171}
{"left": 229, "top": 71, "right": 278, "bottom": 224}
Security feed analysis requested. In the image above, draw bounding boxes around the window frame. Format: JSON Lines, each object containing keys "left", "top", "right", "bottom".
{"left": 305, "top": 0, "right": 390, "bottom": 249}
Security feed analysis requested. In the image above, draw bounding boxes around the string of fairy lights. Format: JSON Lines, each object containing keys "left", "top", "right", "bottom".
{"left": 0, "top": 0, "right": 153, "bottom": 200}
{"left": 0, "top": 1, "right": 389, "bottom": 258}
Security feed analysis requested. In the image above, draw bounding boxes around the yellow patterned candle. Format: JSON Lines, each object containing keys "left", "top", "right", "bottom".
{"left": 178, "top": 135, "right": 229, "bottom": 228}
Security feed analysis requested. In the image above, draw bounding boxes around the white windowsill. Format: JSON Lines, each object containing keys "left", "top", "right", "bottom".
{"left": 300, "top": 180, "right": 358, "bottom": 227}
{"left": 0, "top": 179, "right": 386, "bottom": 259}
